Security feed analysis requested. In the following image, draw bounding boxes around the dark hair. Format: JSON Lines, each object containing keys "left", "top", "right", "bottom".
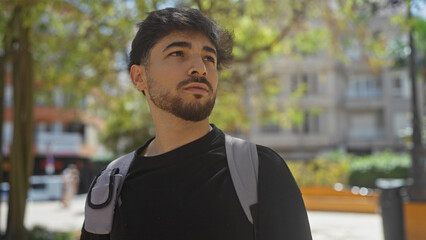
{"left": 128, "top": 8, "right": 233, "bottom": 71}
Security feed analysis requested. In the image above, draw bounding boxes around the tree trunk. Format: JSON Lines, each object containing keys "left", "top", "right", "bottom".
{"left": 407, "top": 0, "right": 426, "bottom": 201}
{"left": 0, "top": 4, "right": 16, "bottom": 236}
{"left": 0, "top": 54, "right": 6, "bottom": 240}
{"left": 0, "top": 51, "right": 6, "bottom": 239}
{"left": 5, "top": 4, "right": 35, "bottom": 240}
{"left": 0, "top": 56, "right": 5, "bottom": 170}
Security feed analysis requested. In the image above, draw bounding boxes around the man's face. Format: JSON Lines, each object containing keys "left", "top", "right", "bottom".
{"left": 136, "top": 30, "right": 219, "bottom": 122}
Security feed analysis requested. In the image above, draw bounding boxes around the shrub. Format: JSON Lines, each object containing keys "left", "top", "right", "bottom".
{"left": 287, "top": 151, "right": 351, "bottom": 188}
{"left": 287, "top": 150, "right": 411, "bottom": 189}
{"left": 348, "top": 151, "right": 410, "bottom": 188}
{"left": 28, "top": 226, "right": 76, "bottom": 240}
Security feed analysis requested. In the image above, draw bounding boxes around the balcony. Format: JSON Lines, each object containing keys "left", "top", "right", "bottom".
{"left": 36, "top": 132, "right": 82, "bottom": 156}
{"left": 348, "top": 129, "right": 385, "bottom": 140}
{"left": 346, "top": 129, "right": 387, "bottom": 150}
{"left": 344, "top": 89, "right": 383, "bottom": 109}
{"left": 252, "top": 132, "right": 335, "bottom": 150}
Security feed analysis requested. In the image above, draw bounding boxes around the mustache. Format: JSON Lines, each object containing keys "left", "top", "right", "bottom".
{"left": 176, "top": 76, "right": 213, "bottom": 92}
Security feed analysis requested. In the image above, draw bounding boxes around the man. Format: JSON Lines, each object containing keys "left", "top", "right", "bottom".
{"left": 81, "top": 7, "right": 312, "bottom": 240}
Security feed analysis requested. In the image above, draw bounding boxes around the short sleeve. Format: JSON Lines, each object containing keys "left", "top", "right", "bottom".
{"left": 80, "top": 224, "right": 110, "bottom": 240}
{"left": 256, "top": 145, "right": 312, "bottom": 240}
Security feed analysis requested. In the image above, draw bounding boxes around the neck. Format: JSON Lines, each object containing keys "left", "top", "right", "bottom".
{"left": 145, "top": 112, "right": 212, "bottom": 156}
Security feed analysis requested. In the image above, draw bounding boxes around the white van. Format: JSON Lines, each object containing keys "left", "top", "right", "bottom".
{"left": 27, "top": 175, "right": 64, "bottom": 201}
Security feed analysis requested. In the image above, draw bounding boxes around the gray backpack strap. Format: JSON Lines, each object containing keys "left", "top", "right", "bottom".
{"left": 225, "top": 134, "right": 259, "bottom": 224}
{"left": 107, "top": 151, "right": 135, "bottom": 193}
{"left": 84, "top": 151, "right": 135, "bottom": 234}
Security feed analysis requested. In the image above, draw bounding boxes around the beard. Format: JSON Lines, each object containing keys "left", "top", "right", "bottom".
{"left": 147, "top": 76, "right": 216, "bottom": 122}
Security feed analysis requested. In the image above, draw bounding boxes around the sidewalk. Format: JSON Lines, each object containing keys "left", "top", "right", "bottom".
{"left": 0, "top": 195, "right": 86, "bottom": 233}
{"left": 308, "top": 211, "right": 383, "bottom": 240}
{"left": 1, "top": 194, "right": 384, "bottom": 239}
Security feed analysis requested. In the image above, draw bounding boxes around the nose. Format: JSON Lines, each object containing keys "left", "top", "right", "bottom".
{"left": 188, "top": 56, "right": 207, "bottom": 76}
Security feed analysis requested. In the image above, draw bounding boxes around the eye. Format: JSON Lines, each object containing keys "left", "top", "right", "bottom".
{"left": 170, "top": 51, "right": 184, "bottom": 57}
{"left": 204, "top": 56, "right": 216, "bottom": 64}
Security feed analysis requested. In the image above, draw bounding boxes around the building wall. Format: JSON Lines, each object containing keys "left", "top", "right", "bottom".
{"left": 251, "top": 58, "right": 418, "bottom": 159}
{"left": 249, "top": 5, "right": 420, "bottom": 159}
{"left": 2, "top": 71, "right": 105, "bottom": 158}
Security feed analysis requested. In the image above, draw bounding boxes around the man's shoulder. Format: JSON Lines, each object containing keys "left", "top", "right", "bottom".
{"left": 224, "top": 134, "right": 286, "bottom": 166}
{"left": 255, "top": 144, "right": 286, "bottom": 164}
{"left": 254, "top": 143, "right": 302, "bottom": 195}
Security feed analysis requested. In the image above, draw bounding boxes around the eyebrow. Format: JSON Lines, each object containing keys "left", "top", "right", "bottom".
{"left": 163, "top": 41, "right": 217, "bottom": 56}
{"left": 203, "top": 46, "right": 217, "bottom": 57}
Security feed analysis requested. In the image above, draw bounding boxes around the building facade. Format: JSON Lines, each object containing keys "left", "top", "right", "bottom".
{"left": 250, "top": 6, "right": 422, "bottom": 159}
{"left": 2, "top": 69, "right": 106, "bottom": 166}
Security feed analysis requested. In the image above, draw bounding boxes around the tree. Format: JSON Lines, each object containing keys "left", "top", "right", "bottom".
{"left": 0, "top": 2, "right": 10, "bottom": 234}
{"left": 406, "top": 0, "right": 426, "bottom": 201}
{"left": 0, "top": 2, "right": 35, "bottom": 239}
{"left": 0, "top": 1, "right": 136, "bottom": 238}
{"left": 99, "top": 91, "right": 153, "bottom": 156}
{"left": 384, "top": 0, "right": 426, "bottom": 200}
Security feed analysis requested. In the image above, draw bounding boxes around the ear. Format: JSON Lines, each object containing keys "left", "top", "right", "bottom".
{"left": 130, "top": 65, "right": 147, "bottom": 91}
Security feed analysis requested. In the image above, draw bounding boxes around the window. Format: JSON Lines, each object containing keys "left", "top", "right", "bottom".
{"left": 261, "top": 123, "right": 282, "bottom": 134}
{"left": 290, "top": 73, "right": 319, "bottom": 95}
{"left": 309, "top": 74, "right": 319, "bottom": 95}
{"left": 2, "top": 122, "right": 13, "bottom": 147}
{"left": 392, "top": 77, "right": 402, "bottom": 97}
{"left": 291, "top": 111, "right": 321, "bottom": 134}
{"left": 64, "top": 122, "right": 85, "bottom": 137}
{"left": 302, "top": 74, "right": 308, "bottom": 86}
{"left": 393, "top": 112, "right": 411, "bottom": 138}
{"left": 302, "top": 112, "right": 309, "bottom": 133}
{"left": 348, "top": 112, "right": 383, "bottom": 139}
{"left": 311, "top": 113, "right": 320, "bottom": 133}
{"left": 35, "top": 91, "right": 49, "bottom": 106}
{"left": 4, "top": 85, "right": 13, "bottom": 107}
{"left": 291, "top": 123, "right": 301, "bottom": 134}
{"left": 347, "top": 74, "right": 382, "bottom": 98}
{"left": 291, "top": 75, "right": 298, "bottom": 92}
{"left": 53, "top": 90, "right": 64, "bottom": 107}
{"left": 35, "top": 123, "right": 48, "bottom": 134}
{"left": 51, "top": 123, "right": 63, "bottom": 133}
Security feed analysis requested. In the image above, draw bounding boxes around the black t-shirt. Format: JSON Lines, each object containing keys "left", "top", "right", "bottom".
{"left": 82, "top": 126, "right": 255, "bottom": 240}
{"left": 81, "top": 125, "right": 312, "bottom": 240}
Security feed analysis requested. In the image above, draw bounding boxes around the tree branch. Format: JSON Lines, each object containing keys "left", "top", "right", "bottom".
{"left": 195, "top": 0, "right": 203, "bottom": 11}
{"left": 235, "top": 0, "right": 310, "bottom": 64}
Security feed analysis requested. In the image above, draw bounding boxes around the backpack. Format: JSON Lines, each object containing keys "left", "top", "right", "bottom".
{"left": 84, "top": 134, "right": 259, "bottom": 234}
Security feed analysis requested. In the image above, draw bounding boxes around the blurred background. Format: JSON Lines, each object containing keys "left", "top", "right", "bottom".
{"left": 1, "top": 0, "right": 425, "bottom": 239}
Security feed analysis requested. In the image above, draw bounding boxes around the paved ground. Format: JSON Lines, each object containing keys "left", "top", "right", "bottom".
{"left": 0, "top": 194, "right": 384, "bottom": 239}
{"left": 308, "top": 211, "right": 383, "bottom": 240}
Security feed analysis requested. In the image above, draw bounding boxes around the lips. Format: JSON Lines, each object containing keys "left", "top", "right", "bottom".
{"left": 183, "top": 83, "right": 209, "bottom": 94}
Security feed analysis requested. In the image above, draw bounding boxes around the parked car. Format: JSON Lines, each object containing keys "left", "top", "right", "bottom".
{"left": 0, "top": 175, "right": 64, "bottom": 201}
{"left": 27, "top": 175, "right": 64, "bottom": 201}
